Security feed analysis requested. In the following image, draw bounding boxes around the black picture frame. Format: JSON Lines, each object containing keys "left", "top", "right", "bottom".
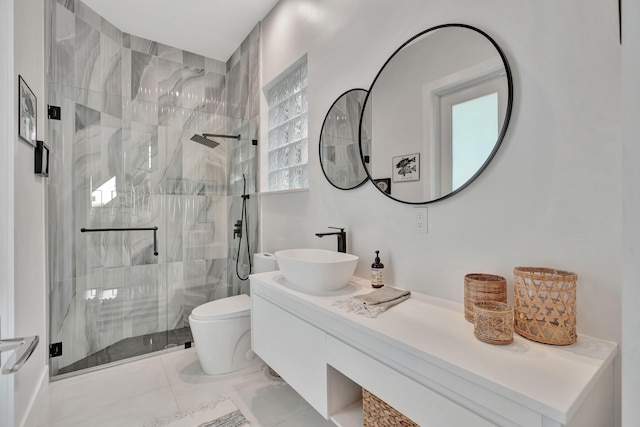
{"left": 35, "top": 140, "right": 49, "bottom": 177}
{"left": 373, "top": 178, "right": 391, "bottom": 195}
{"left": 392, "top": 153, "right": 420, "bottom": 182}
{"left": 18, "top": 75, "right": 37, "bottom": 146}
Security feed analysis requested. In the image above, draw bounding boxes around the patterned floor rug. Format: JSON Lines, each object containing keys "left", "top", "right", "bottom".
{"left": 144, "top": 397, "right": 249, "bottom": 427}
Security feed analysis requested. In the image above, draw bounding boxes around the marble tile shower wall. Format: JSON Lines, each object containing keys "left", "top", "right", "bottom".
{"left": 47, "top": 0, "right": 259, "bottom": 372}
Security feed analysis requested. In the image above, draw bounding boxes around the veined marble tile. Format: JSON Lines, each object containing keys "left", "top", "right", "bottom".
{"left": 127, "top": 264, "right": 163, "bottom": 336}
{"left": 204, "top": 71, "right": 226, "bottom": 115}
{"left": 123, "top": 122, "right": 159, "bottom": 194}
{"left": 226, "top": 60, "right": 248, "bottom": 121}
{"left": 181, "top": 66, "right": 206, "bottom": 112}
{"left": 74, "top": 87, "right": 108, "bottom": 118}
{"left": 130, "top": 98, "right": 159, "bottom": 126}
{"left": 205, "top": 57, "right": 226, "bottom": 74}
{"left": 163, "top": 129, "right": 185, "bottom": 195}
{"left": 49, "top": 278, "right": 78, "bottom": 353}
{"left": 56, "top": 0, "right": 74, "bottom": 13}
{"left": 121, "top": 47, "right": 131, "bottom": 99}
{"left": 72, "top": 192, "right": 103, "bottom": 278}
{"left": 101, "top": 16, "right": 122, "bottom": 44}
{"left": 74, "top": 17, "right": 100, "bottom": 92}
{"left": 130, "top": 34, "right": 158, "bottom": 56}
{"left": 99, "top": 34, "right": 122, "bottom": 97}
{"left": 50, "top": 280, "right": 93, "bottom": 371}
{"left": 201, "top": 140, "right": 228, "bottom": 196}
{"left": 73, "top": 103, "right": 101, "bottom": 189}
{"left": 182, "top": 195, "right": 226, "bottom": 261}
{"left": 182, "top": 259, "right": 207, "bottom": 320}
{"left": 131, "top": 51, "right": 158, "bottom": 102}
{"left": 245, "top": 34, "right": 261, "bottom": 121}
{"left": 158, "top": 58, "right": 184, "bottom": 127}
{"left": 166, "top": 262, "right": 185, "bottom": 329}
{"left": 206, "top": 258, "right": 229, "bottom": 300}
{"left": 84, "top": 270, "right": 126, "bottom": 354}
{"left": 164, "top": 195, "right": 184, "bottom": 263}
{"left": 158, "top": 43, "right": 183, "bottom": 62}
{"left": 50, "top": 3, "right": 75, "bottom": 93}
{"left": 75, "top": 0, "right": 100, "bottom": 30}
{"left": 183, "top": 51, "right": 205, "bottom": 69}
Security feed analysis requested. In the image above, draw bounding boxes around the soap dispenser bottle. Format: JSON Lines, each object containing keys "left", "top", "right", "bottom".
{"left": 371, "top": 250, "right": 384, "bottom": 288}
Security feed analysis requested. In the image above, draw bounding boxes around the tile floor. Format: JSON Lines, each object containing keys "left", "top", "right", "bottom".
{"left": 26, "top": 348, "right": 335, "bottom": 427}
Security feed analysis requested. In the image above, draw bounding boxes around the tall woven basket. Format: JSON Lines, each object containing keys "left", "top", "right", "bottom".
{"left": 464, "top": 274, "right": 507, "bottom": 322}
{"left": 513, "top": 267, "right": 577, "bottom": 345}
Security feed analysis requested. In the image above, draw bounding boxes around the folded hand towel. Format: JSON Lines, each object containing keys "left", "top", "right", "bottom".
{"left": 333, "top": 286, "right": 411, "bottom": 318}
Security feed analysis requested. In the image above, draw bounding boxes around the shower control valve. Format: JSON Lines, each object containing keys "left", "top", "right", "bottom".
{"left": 233, "top": 220, "right": 243, "bottom": 239}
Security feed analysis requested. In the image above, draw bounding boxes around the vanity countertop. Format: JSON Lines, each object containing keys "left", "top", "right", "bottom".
{"left": 250, "top": 271, "right": 618, "bottom": 425}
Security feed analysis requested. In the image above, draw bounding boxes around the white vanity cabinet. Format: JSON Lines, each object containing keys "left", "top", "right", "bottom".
{"left": 250, "top": 271, "right": 618, "bottom": 427}
{"left": 251, "top": 293, "right": 330, "bottom": 416}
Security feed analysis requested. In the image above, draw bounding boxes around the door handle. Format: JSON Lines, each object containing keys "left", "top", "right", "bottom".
{"left": 0, "top": 335, "right": 39, "bottom": 374}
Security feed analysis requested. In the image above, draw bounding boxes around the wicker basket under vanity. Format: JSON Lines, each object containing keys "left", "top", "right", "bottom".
{"left": 362, "top": 389, "right": 418, "bottom": 427}
{"left": 513, "top": 267, "right": 577, "bottom": 345}
{"left": 463, "top": 273, "right": 507, "bottom": 322}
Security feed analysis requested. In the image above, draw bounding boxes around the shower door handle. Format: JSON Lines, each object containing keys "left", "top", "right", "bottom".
{"left": 0, "top": 335, "right": 39, "bottom": 374}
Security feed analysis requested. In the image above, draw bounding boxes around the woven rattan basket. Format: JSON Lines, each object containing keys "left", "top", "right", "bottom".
{"left": 474, "top": 301, "right": 514, "bottom": 345}
{"left": 464, "top": 273, "right": 507, "bottom": 322}
{"left": 362, "top": 389, "right": 418, "bottom": 427}
{"left": 513, "top": 267, "right": 577, "bottom": 345}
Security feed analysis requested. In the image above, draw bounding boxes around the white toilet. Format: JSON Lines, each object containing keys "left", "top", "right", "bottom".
{"left": 189, "top": 294, "right": 253, "bottom": 375}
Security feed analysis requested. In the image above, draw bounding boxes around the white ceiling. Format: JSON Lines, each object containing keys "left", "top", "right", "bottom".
{"left": 81, "top": 0, "right": 280, "bottom": 61}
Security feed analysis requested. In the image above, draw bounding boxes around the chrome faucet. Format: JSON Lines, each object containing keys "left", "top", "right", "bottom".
{"left": 315, "top": 227, "right": 347, "bottom": 253}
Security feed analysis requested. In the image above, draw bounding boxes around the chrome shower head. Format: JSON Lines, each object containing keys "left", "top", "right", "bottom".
{"left": 190, "top": 134, "right": 220, "bottom": 149}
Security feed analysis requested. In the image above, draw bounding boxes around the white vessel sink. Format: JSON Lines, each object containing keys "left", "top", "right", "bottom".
{"left": 274, "top": 249, "right": 359, "bottom": 292}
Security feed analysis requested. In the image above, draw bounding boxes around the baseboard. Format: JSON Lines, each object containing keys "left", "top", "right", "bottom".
{"left": 18, "top": 364, "right": 48, "bottom": 427}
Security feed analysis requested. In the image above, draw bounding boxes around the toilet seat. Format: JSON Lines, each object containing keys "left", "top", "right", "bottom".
{"left": 190, "top": 294, "right": 250, "bottom": 321}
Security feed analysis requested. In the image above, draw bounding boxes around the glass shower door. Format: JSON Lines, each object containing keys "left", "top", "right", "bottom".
{"left": 47, "top": 83, "right": 172, "bottom": 376}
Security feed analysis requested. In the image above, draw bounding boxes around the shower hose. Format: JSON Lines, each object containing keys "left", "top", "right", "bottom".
{"left": 236, "top": 174, "right": 252, "bottom": 281}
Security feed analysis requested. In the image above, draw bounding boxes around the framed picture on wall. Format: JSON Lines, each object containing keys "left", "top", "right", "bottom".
{"left": 392, "top": 153, "right": 420, "bottom": 182}
{"left": 18, "top": 75, "right": 37, "bottom": 146}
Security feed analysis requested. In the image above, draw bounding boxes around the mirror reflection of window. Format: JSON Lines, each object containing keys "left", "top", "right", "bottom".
{"left": 436, "top": 73, "right": 507, "bottom": 197}
{"left": 451, "top": 92, "right": 498, "bottom": 189}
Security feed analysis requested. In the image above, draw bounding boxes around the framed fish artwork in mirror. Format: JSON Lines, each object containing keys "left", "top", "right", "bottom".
{"left": 18, "top": 75, "right": 37, "bottom": 146}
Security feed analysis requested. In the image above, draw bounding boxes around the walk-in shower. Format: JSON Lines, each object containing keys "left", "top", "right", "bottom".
{"left": 46, "top": 0, "right": 260, "bottom": 378}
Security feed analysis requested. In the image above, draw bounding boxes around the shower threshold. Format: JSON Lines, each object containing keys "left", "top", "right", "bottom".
{"left": 56, "top": 327, "right": 193, "bottom": 376}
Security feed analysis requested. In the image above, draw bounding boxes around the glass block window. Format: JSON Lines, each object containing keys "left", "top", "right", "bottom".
{"left": 267, "top": 61, "right": 308, "bottom": 191}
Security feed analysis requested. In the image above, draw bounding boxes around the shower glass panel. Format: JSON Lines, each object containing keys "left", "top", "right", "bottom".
{"left": 46, "top": 1, "right": 259, "bottom": 378}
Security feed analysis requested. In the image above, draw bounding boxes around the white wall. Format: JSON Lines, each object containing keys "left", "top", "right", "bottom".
{"left": 1, "top": 0, "right": 16, "bottom": 425}
{"left": 13, "top": 0, "right": 48, "bottom": 425}
{"left": 260, "top": 0, "right": 622, "bottom": 423}
{"left": 621, "top": 0, "right": 640, "bottom": 424}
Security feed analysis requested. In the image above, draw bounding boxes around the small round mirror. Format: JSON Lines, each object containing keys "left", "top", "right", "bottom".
{"left": 319, "top": 89, "right": 369, "bottom": 190}
{"left": 360, "top": 24, "right": 513, "bottom": 204}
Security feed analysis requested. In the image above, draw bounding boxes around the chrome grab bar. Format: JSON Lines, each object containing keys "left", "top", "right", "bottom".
{"left": 0, "top": 335, "right": 39, "bottom": 374}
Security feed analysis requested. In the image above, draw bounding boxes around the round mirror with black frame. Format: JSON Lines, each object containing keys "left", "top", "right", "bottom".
{"left": 359, "top": 23, "right": 513, "bottom": 204}
{"left": 319, "top": 88, "right": 369, "bottom": 190}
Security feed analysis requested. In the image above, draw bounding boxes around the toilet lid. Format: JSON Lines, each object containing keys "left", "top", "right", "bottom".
{"left": 190, "top": 294, "right": 251, "bottom": 321}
